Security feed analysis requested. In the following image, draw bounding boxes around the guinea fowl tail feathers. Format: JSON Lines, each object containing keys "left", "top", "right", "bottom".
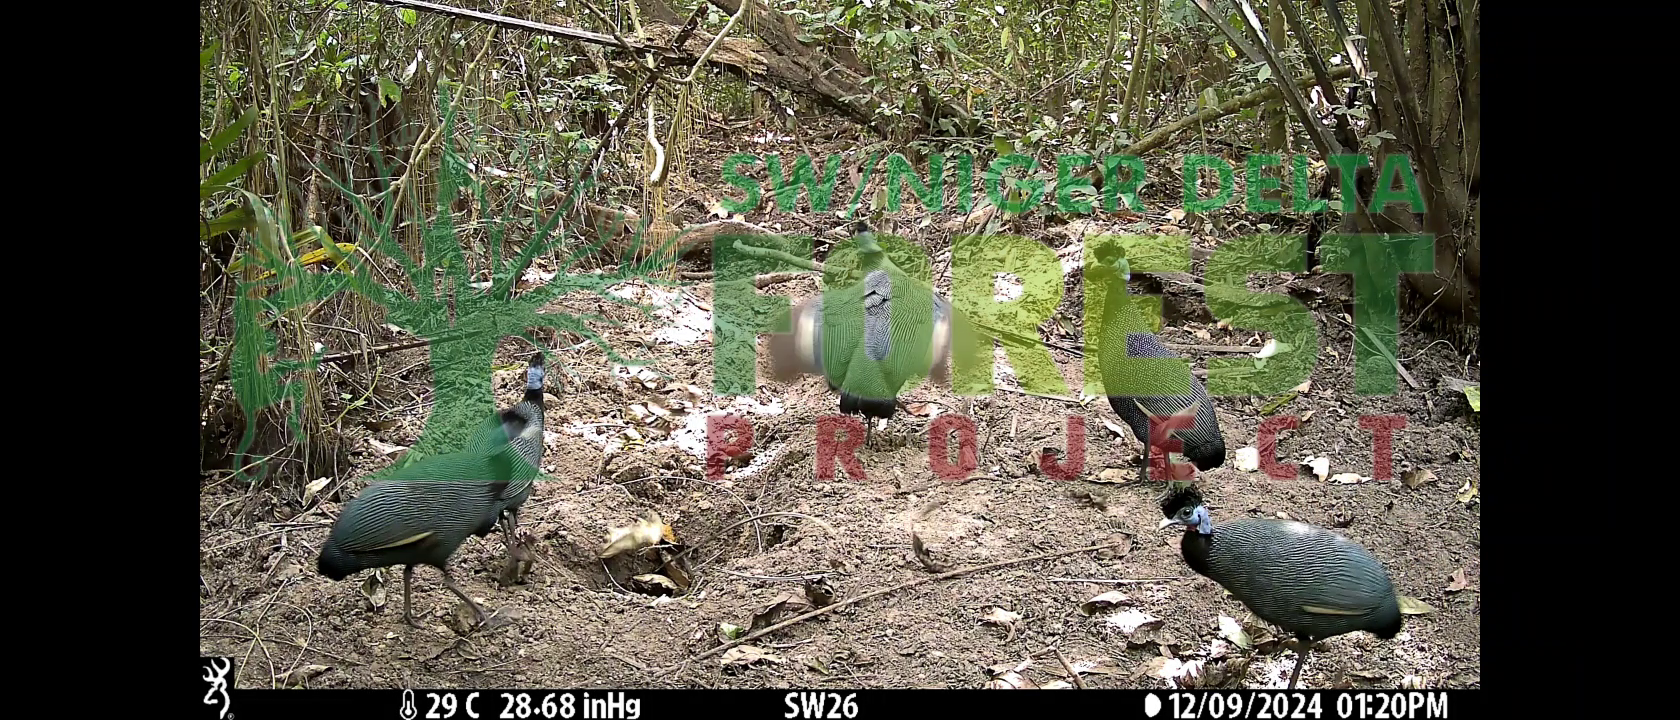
{"left": 838, "top": 391, "right": 896, "bottom": 420}
{"left": 1159, "top": 484, "right": 1204, "bottom": 519}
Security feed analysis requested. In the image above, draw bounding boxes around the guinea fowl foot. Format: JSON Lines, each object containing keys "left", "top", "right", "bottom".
{"left": 440, "top": 570, "right": 490, "bottom": 630}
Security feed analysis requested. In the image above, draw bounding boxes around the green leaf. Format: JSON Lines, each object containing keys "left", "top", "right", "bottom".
{"left": 993, "top": 136, "right": 1015, "bottom": 156}
{"left": 201, "top": 42, "right": 220, "bottom": 72}
{"left": 1462, "top": 385, "right": 1479, "bottom": 412}
{"left": 1257, "top": 65, "right": 1272, "bottom": 82}
{"left": 202, "top": 152, "right": 266, "bottom": 199}
{"left": 378, "top": 77, "right": 402, "bottom": 107}
{"left": 399, "top": 8, "right": 418, "bottom": 25}
{"left": 201, "top": 206, "right": 255, "bottom": 239}
{"left": 202, "top": 107, "right": 258, "bottom": 165}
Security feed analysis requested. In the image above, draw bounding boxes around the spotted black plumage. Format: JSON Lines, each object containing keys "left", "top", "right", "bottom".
{"left": 1090, "top": 245, "right": 1225, "bottom": 479}
{"left": 1159, "top": 486, "right": 1403, "bottom": 688}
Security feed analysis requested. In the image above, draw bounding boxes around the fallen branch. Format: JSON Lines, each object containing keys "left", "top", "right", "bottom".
{"left": 1122, "top": 65, "right": 1352, "bottom": 156}
{"left": 654, "top": 540, "right": 1128, "bottom": 672}
{"left": 729, "top": 240, "right": 823, "bottom": 273}
{"left": 680, "top": 270, "right": 812, "bottom": 288}
{"left": 317, "top": 338, "right": 434, "bottom": 365}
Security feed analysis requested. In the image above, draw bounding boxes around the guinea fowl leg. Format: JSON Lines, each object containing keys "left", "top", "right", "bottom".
{"left": 1287, "top": 636, "right": 1312, "bottom": 689}
{"left": 500, "top": 510, "right": 532, "bottom": 562}
{"left": 497, "top": 511, "right": 532, "bottom": 587}
{"left": 439, "top": 568, "right": 489, "bottom": 626}
{"left": 401, "top": 565, "right": 418, "bottom": 628}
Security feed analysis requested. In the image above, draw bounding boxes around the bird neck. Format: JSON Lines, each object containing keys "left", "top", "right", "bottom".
{"left": 1099, "top": 273, "right": 1133, "bottom": 328}
{"left": 1179, "top": 527, "right": 1213, "bottom": 577}
{"left": 521, "top": 386, "right": 545, "bottom": 407}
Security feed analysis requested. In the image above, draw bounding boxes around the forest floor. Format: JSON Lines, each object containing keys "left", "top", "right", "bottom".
{"left": 198, "top": 120, "right": 1481, "bottom": 691}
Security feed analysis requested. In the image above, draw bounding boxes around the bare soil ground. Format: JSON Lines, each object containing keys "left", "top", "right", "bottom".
{"left": 199, "top": 124, "right": 1481, "bottom": 691}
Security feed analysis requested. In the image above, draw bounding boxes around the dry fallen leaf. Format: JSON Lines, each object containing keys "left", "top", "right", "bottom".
{"left": 1402, "top": 468, "right": 1438, "bottom": 489}
{"left": 302, "top": 476, "right": 330, "bottom": 503}
{"left": 1193, "top": 327, "right": 1212, "bottom": 341}
{"left": 905, "top": 402, "right": 941, "bottom": 417}
{"left": 1235, "top": 447, "right": 1260, "bottom": 472}
{"left": 360, "top": 571, "right": 387, "bottom": 610}
{"left": 1292, "top": 380, "right": 1312, "bottom": 393}
{"left": 1455, "top": 478, "right": 1479, "bottom": 504}
{"left": 749, "top": 591, "right": 813, "bottom": 632}
{"left": 720, "top": 645, "right": 784, "bottom": 667}
{"left": 1040, "top": 680, "right": 1074, "bottom": 689}
{"left": 275, "top": 664, "right": 330, "bottom": 687}
{"left": 1101, "top": 418, "right": 1128, "bottom": 438}
{"left": 1329, "top": 472, "right": 1370, "bottom": 484}
{"left": 984, "top": 662, "right": 1038, "bottom": 689}
{"left": 1080, "top": 591, "right": 1135, "bottom": 616}
{"left": 1398, "top": 596, "right": 1434, "bottom": 615}
{"left": 982, "top": 607, "right": 1023, "bottom": 641}
{"left": 1445, "top": 568, "right": 1471, "bottom": 593}
{"left": 630, "top": 574, "right": 681, "bottom": 595}
{"left": 600, "top": 511, "right": 665, "bottom": 558}
{"left": 1105, "top": 608, "right": 1163, "bottom": 634}
{"left": 1217, "top": 614, "right": 1252, "bottom": 650}
{"left": 367, "top": 438, "right": 407, "bottom": 456}
{"left": 1400, "top": 675, "right": 1426, "bottom": 689}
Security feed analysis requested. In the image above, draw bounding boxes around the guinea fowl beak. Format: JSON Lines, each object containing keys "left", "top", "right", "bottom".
{"left": 1158, "top": 517, "right": 1180, "bottom": 530}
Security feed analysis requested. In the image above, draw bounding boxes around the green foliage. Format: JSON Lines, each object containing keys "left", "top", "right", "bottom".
{"left": 201, "top": 42, "right": 265, "bottom": 239}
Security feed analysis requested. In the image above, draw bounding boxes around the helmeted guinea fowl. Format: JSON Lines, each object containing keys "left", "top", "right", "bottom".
{"left": 316, "top": 438, "right": 527, "bottom": 627}
{"left": 1158, "top": 485, "right": 1403, "bottom": 689}
{"left": 1088, "top": 244, "right": 1224, "bottom": 481}
{"left": 767, "top": 226, "right": 964, "bottom": 447}
{"left": 467, "top": 352, "right": 547, "bottom": 576}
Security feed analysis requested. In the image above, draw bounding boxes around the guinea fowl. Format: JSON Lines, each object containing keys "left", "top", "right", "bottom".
{"left": 767, "top": 227, "right": 964, "bottom": 447}
{"left": 467, "top": 352, "right": 547, "bottom": 578}
{"left": 1159, "top": 485, "right": 1403, "bottom": 689}
{"left": 1088, "top": 244, "right": 1224, "bottom": 481}
{"left": 316, "top": 439, "right": 526, "bottom": 627}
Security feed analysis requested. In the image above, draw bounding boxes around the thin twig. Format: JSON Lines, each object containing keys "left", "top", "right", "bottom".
{"left": 653, "top": 540, "right": 1127, "bottom": 672}
{"left": 1051, "top": 647, "right": 1086, "bottom": 689}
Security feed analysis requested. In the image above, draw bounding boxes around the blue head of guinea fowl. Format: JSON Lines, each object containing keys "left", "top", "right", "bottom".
{"left": 526, "top": 363, "right": 545, "bottom": 391}
{"left": 1161, "top": 504, "right": 1212, "bottom": 535}
{"left": 1158, "top": 484, "right": 1211, "bottom": 534}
